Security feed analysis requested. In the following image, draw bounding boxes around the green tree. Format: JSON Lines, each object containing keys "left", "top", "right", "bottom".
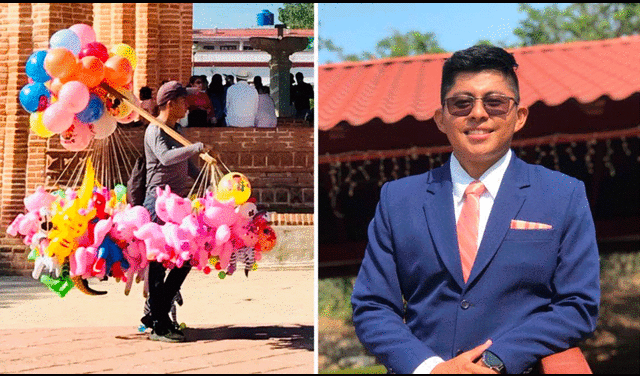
{"left": 278, "top": 3, "right": 314, "bottom": 29}
{"left": 376, "top": 29, "right": 445, "bottom": 58}
{"left": 514, "top": 3, "right": 640, "bottom": 47}
{"left": 320, "top": 29, "right": 445, "bottom": 63}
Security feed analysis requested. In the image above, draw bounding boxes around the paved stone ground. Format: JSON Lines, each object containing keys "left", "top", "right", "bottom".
{"left": 0, "top": 268, "right": 315, "bottom": 374}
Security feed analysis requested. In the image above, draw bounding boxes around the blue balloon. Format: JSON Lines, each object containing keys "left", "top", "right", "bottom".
{"left": 19, "top": 83, "right": 50, "bottom": 113}
{"left": 49, "top": 29, "right": 81, "bottom": 56}
{"left": 75, "top": 93, "right": 105, "bottom": 123}
{"left": 25, "top": 50, "right": 51, "bottom": 83}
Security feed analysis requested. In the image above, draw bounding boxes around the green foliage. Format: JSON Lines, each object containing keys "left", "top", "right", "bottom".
{"left": 320, "top": 365, "right": 387, "bottom": 374}
{"left": 376, "top": 29, "right": 445, "bottom": 58}
{"left": 318, "top": 276, "right": 356, "bottom": 323}
{"left": 278, "top": 3, "right": 314, "bottom": 29}
{"left": 320, "top": 29, "right": 445, "bottom": 62}
{"left": 514, "top": 3, "right": 640, "bottom": 47}
{"left": 475, "top": 39, "right": 495, "bottom": 47}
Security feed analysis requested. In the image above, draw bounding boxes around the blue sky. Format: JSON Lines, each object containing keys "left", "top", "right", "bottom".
{"left": 190, "top": 3, "right": 570, "bottom": 65}
{"left": 318, "top": 3, "right": 569, "bottom": 64}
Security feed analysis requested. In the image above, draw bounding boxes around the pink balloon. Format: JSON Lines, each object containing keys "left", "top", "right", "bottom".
{"left": 60, "top": 119, "right": 94, "bottom": 151}
{"left": 58, "top": 81, "right": 90, "bottom": 113}
{"left": 43, "top": 102, "right": 74, "bottom": 133}
{"left": 69, "top": 24, "right": 96, "bottom": 49}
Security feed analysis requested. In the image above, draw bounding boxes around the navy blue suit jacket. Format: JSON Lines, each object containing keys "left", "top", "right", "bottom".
{"left": 351, "top": 154, "right": 600, "bottom": 374}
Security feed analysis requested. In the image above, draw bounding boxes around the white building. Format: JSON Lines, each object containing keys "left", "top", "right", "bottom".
{"left": 192, "top": 28, "right": 314, "bottom": 87}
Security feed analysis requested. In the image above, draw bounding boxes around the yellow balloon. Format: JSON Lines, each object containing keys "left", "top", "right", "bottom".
{"left": 111, "top": 43, "right": 137, "bottom": 70}
{"left": 216, "top": 172, "right": 251, "bottom": 205}
{"left": 30, "top": 112, "right": 55, "bottom": 138}
{"left": 107, "top": 89, "right": 134, "bottom": 119}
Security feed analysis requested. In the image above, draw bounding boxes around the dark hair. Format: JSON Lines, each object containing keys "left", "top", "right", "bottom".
{"left": 189, "top": 75, "right": 208, "bottom": 87}
{"left": 207, "top": 74, "right": 225, "bottom": 97}
{"left": 441, "top": 45, "right": 520, "bottom": 104}
{"left": 200, "top": 75, "right": 209, "bottom": 87}
{"left": 139, "top": 86, "right": 152, "bottom": 100}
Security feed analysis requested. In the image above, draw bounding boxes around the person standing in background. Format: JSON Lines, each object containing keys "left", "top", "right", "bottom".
{"left": 139, "top": 86, "right": 159, "bottom": 127}
{"left": 225, "top": 69, "right": 258, "bottom": 127}
{"left": 207, "top": 73, "right": 227, "bottom": 127}
{"left": 253, "top": 76, "right": 277, "bottom": 128}
{"left": 186, "top": 75, "right": 214, "bottom": 127}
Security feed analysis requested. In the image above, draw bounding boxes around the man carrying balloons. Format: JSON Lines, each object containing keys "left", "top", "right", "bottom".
{"left": 141, "top": 81, "right": 208, "bottom": 343}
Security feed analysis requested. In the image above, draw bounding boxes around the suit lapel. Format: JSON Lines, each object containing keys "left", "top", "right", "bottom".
{"left": 423, "top": 160, "right": 465, "bottom": 289}
{"left": 466, "top": 155, "right": 531, "bottom": 287}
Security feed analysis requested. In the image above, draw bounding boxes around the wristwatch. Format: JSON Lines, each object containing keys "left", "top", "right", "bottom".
{"left": 481, "top": 350, "right": 505, "bottom": 374}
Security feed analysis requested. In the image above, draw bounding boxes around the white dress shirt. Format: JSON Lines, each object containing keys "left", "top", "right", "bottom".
{"left": 225, "top": 81, "right": 259, "bottom": 127}
{"left": 413, "top": 149, "right": 512, "bottom": 374}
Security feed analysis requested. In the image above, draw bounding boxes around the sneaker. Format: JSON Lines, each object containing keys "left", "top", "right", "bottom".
{"left": 149, "top": 327, "right": 185, "bottom": 343}
{"left": 140, "top": 315, "right": 153, "bottom": 329}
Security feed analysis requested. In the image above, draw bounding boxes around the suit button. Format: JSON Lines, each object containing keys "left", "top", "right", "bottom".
{"left": 456, "top": 349, "right": 463, "bottom": 356}
{"left": 461, "top": 300, "right": 470, "bottom": 309}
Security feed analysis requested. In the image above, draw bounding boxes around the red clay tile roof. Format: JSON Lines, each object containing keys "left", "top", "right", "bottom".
{"left": 319, "top": 35, "right": 640, "bottom": 131}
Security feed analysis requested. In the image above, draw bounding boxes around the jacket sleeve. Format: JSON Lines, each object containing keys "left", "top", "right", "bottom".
{"left": 148, "top": 126, "right": 202, "bottom": 166}
{"left": 351, "top": 182, "right": 438, "bottom": 374}
{"left": 489, "top": 180, "right": 600, "bottom": 373}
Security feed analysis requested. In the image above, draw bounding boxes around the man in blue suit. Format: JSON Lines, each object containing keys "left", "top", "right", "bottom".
{"left": 351, "top": 45, "right": 600, "bottom": 374}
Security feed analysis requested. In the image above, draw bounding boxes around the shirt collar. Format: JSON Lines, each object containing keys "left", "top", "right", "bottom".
{"left": 451, "top": 149, "right": 512, "bottom": 203}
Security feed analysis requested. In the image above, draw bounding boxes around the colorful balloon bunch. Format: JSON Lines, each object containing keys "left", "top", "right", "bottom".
{"left": 20, "top": 24, "right": 140, "bottom": 150}
{"left": 8, "top": 165, "right": 277, "bottom": 297}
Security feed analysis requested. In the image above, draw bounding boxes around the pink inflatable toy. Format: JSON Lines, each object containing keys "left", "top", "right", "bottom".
{"left": 134, "top": 222, "right": 171, "bottom": 264}
{"left": 111, "top": 204, "right": 151, "bottom": 242}
{"left": 69, "top": 246, "right": 99, "bottom": 279}
{"left": 122, "top": 240, "right": 148, "bottom": 295}
{"left": 155, "top": 185, "right": 192, "bottom": 224}
{"left": 24, "top": 186, "right": 57, "bottom": 212}
{"left": 180, "top": 214, "right": 214, "bottom": 273}
{"left": 161, "top": 222, "right": 194, "bottom": 268}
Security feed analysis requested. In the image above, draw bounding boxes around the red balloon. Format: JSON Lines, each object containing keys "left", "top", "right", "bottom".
{"left": 79, "top": 41, "right": 109, "bottom": 63}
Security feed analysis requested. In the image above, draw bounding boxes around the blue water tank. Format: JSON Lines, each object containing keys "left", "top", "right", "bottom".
{"left": 257, "top": 9, "right": 274, "bottom": 26}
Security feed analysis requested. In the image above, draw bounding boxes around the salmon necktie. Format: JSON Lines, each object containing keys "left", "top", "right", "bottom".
{"left": 457, "top": 181, "right": 486, "bottom": 283}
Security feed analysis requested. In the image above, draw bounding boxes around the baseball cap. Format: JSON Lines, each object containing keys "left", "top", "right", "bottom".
{"left": 156, "top": 81, "right": 188, "bottom": 106}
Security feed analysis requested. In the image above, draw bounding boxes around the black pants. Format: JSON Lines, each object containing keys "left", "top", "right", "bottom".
{"left": 147, "top": 260, "right": 191, "bottom": 330}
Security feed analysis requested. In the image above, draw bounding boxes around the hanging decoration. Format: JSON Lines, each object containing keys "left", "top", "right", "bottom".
{"left": 322, "top": 126, "right": 640, "bottom": 216}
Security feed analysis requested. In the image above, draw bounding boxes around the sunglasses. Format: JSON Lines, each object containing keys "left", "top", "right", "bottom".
{"left": 443, "top": 94, "right": 518, "bottom": 116}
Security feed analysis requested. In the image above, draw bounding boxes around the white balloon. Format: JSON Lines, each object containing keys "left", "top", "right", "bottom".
{"left": 92, "top": 113, "right": 117, "bottom": 139}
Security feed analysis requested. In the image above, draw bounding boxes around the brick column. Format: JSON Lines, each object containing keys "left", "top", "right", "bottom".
{"left": 0, "top": 4, "right": 9, "bottom": 205}
{"left": 135, "top": 3, "right": 160, "bottom": 92}
{"left": 1, "top": 3, "right": 32, "bottom": 232}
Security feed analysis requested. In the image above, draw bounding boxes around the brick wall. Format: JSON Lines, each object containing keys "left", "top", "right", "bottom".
{"left": 0, "top": 3, "right": 197, "bottom": 275}
{"left": 184, "top": 124, "right": 314, "bottom": 213}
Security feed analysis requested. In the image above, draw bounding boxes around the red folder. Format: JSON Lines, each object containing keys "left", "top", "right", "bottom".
{"left": 539, "top": 347, "right": 592, "bottom": 374}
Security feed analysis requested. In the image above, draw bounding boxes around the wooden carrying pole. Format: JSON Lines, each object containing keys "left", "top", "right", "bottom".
{"left": 99, "top": 83, "right": 216, "bottom": 165}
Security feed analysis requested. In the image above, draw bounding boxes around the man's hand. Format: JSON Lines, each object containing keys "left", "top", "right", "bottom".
{"left": 431, "top": 340, "right": 498, "bottom": 374}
